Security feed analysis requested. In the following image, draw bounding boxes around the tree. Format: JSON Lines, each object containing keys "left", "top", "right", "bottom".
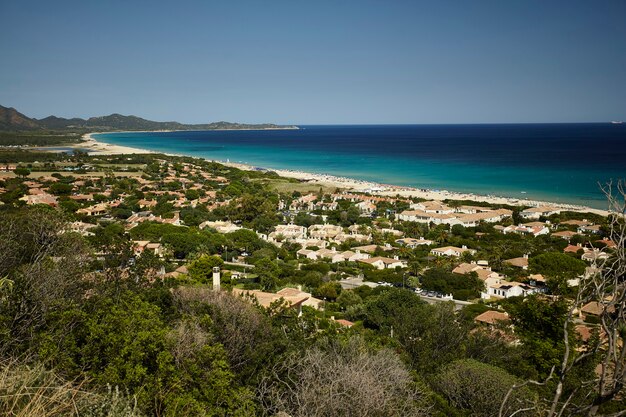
{"left": 173, "top": 288, "right": 280, "bottom": 381}
{"left": 13, "top": 167, "right": 30, "bottom": 179}
{"left": 529, "top": 252, "right": 586, "bottom": 293}
{"left": 187, "top": 255, "right": 224, "bottom": 283}
{"left": 504, "top": 181, "right": 626, "bottom": 416}
{"left": 336, "top": 290, "right": 363, "bottom": 310}
{"left": 255, "top": 258, "right": 281, "bottom": 290}
{"left": 313, "top": 281, "right": 342, "bottom": 301}
{"left": 435, "top": 359, "right": 536, "bottom": 417}
{"left": 0, "top": 208, "right": 90, "bottom": 355}
{"left": 257, "top": 337, "right": 428, "bottom": 417}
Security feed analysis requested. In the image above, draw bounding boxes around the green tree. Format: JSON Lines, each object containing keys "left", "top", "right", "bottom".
{"left": 336, "top": 290, "right": 363, "bottom": 310}
{"left": 187, "top": 255, "right": 224, "bottom": 284}
{"left": 313, "top": 281, "right": 342, "bottom": 301}
{"left": 255, "top": 258, "right": 281, "bottom": 290}
{"left": 434, "top": 359, "right": 536, "bottom": 417}
{"left": 14, "top": 167, "right": 30, "bottom": 178}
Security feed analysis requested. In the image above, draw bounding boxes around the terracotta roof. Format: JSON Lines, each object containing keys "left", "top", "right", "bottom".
{"left": 474, "top": 310, "right": 509, "bottom": 325}
{"left": 233, "top": 288, "right": 308, "bottom": 309}
{"left": 581, "top": 301, "right": 605, "bottom": 316}
{"left": 504, "top": 257, "right": 529, "bottom": 268}
{"left": 335, "top": 319, "right": 354, "bottom": 327}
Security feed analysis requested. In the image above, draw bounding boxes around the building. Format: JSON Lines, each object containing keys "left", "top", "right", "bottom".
{"left": 504, "top": 255, "right": 529, "bottom": 270}
{"left": 199, "top": 220, "right": 242, "bottom": 233}
{"left": 233, "top": 288, "right": 309, "bottom": 315}
{"left": 430, "top": 246, "right": 477, "bottom": 257}
{"left": 268, "top": 224, "right": 307, "bottom": 241}
{"left": 474, "top": 310, "right": 510, "bottom": 326}
{"left": 395, "top": 237, "right": 433, "bottom": 248}
{"left": 358, "top": 256, "right": 407, "bottom": 270}
{"left": 520, "top": 206, "right": 561, "bottom": 220}
{"left": 486, "top": 281, "right": 537, "bottom": 298}
{"left": 453, "top": 262, "right": 502, "bottom": 287}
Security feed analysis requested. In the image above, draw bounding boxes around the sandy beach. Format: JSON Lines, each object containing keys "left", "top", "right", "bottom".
{"left": 71, "top": 133, "right": 609, "bottom": 217}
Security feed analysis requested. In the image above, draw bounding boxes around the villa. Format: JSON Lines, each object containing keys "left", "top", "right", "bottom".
{"left": 430, "top": 245, "right": 477, "bottom": 257}
{"left": 358, "top": 256, "right": 407, "bottom": 270}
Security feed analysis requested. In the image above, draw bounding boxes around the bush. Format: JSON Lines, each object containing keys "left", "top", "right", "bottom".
{"left": 434, "top": 359, "right": 536, "bottom": 417}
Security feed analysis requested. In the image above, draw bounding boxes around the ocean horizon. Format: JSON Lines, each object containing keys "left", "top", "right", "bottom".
{"left": 94, "top": 123, "right": 626, "bottom": 210}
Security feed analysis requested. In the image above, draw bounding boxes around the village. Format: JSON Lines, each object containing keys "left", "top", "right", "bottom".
{"left": 0, "top": 151, "right": 615, "bottom": 335}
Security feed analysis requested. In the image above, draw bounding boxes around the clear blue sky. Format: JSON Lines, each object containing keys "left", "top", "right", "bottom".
{"left": 1, "top": 0, "right": 625, "bottom": 124}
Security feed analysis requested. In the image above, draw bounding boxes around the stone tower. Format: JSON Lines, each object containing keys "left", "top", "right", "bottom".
{"left": 212, "top": 266, "right": 221, "bottom": 291}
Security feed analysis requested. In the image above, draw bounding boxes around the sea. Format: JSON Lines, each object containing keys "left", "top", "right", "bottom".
{"left": 94, "top": 124, "right": 626, "bottom": 210}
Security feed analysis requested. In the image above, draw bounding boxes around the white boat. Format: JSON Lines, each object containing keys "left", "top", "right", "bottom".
{"left": 611, "top": 121, "right": 623, "bottom": 124}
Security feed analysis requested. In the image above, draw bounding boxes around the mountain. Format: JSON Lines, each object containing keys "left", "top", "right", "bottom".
{"left": 0, "top": 105, "right": 41, "bottom": 130}
{"left": 0, "top": 104, "right": 297, "bottom": 131}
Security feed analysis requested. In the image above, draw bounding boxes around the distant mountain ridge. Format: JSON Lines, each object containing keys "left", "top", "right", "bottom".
{"left": 0, "top": 104, "right": 298, "bottom": 131}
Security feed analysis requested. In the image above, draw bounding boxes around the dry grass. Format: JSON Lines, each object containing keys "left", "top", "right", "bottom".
{"left": 0, "top": 358, "right": 142, "bottom": 417}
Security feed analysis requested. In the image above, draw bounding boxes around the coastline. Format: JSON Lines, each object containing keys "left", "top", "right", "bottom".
{"left": 73, "top": 133, "right": 610, "bottom": 217}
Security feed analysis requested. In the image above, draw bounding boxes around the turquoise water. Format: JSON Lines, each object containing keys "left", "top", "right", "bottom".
{"left": 94, "top": 124, "right": 626, "bottom": 209}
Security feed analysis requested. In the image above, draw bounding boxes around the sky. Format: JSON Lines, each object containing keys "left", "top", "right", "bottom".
{"left": 1, "top": 0, "right": 625, "bottom": 125}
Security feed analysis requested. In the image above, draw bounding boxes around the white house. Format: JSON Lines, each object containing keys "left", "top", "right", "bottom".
{"left": 269, "top": 224, "right": 307, "bottom": 241}
{"left": 520, "top": 206, "right": 561, "bottom": 220}
{"left": 358, "top": 256, "right": 407, "bottom": 270}
{"left": 396, "top": 237, "right": 433, "bottom": 248}
{"left": 409, "top": 201, "right": 454, "bottom": 214}
{"left": 486, "top": 281, "right": 538, "bottom": 299}
{"left": 430, "top": 246, "right": 477, "bottom": 257}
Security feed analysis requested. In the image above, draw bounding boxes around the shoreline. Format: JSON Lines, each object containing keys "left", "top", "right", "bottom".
{"left": 68, "top": 133, "right": 610, "bottom": 217}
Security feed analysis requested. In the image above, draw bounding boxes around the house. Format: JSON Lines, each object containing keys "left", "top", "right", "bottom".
{"left": 396, "top": 237, "right": 433, "bottom": 248}
{"left": 410, "top": 201, "right": 454, "bottom": 214}
{"left": 297, "top": 249, "right": 319, "bottom": 260}
{"left": 453, "top": 262, "right": 502, "bottom": 287}
{"left": 133, "top": 241, "right": 166, "bottom": 257}
{"left": 487, "top": 281, "right": 537, "bottom": 298}
{"left": 595, "top": 239, "right": 616, "bottom": 249}
{"left": 430, "top": 246, "right": 477, "bottom": 257}
{"left": 19, "top": 193, "right": 58, "bottom": 207}
{"left": 199, "top": 220, "right": 242, "bottom": 233}
{"left": 579, "top": 301, "right": 615, "bottom": 320}
{"left": 331, "top": 249, "right": 370, "bottom": 263}
{"left": 277, "top": 287, "right": 324, "bottom": 310}
{"left": 308, "top": 224, "right": 343, "bottom": 239}
{"left": 233, "top": 288, "right": 309, "bottom": 315}
{"left": 334, "top": 232, "right": 371, "bottom": 244}
{"left": 165, "top": 265, "right": 189, "bottom": 278}
{"left": 581, "top": 249, "right": 609, "bottom": 263}
{"left": 454, "top": 209, "right": 513, "bottom": 227}
{"left": 379, "top": 228, "right": 403, "bottom": 237}
{"left": 396, "top": 210, "right": 456, "bottom": 225}
{"left": 358, "top": 256, "right": 407, "bottom": 270}
{"left": 564, "top": 244, "right": 584, "bottom": 254}
{"left": 504, "top": 254, "right": 529, "bottom": 270}
{"left": 578, "top": 225, "right": 602, "bottom": 235}
{"left": 269, "top": 224, "right": 307, "bottom": 241}
{"left": 503, "top": 223, "right": 550, "bottom": 237}
{"left": 552, "top": 230, "right": 579, "bottom": 241}
{"left": 474, "top": 310, "right": 510, "bottom": 326}
{"left": 77, "top": 203, "right": 109, "bottom": 216}
{"left": 520, "top": 206, "right": 561, "bottom": 220}
{"left": 356, "top": 201, "right": 376, "bottom": 213}
{"left": 334, "top": 318, "right": 354, "bottom": 328}
{"left": 126, "top": 211, "right": 160, "bottom": 228}
{"left": 352, "top": 244, "right": 393, "bottom": 254}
